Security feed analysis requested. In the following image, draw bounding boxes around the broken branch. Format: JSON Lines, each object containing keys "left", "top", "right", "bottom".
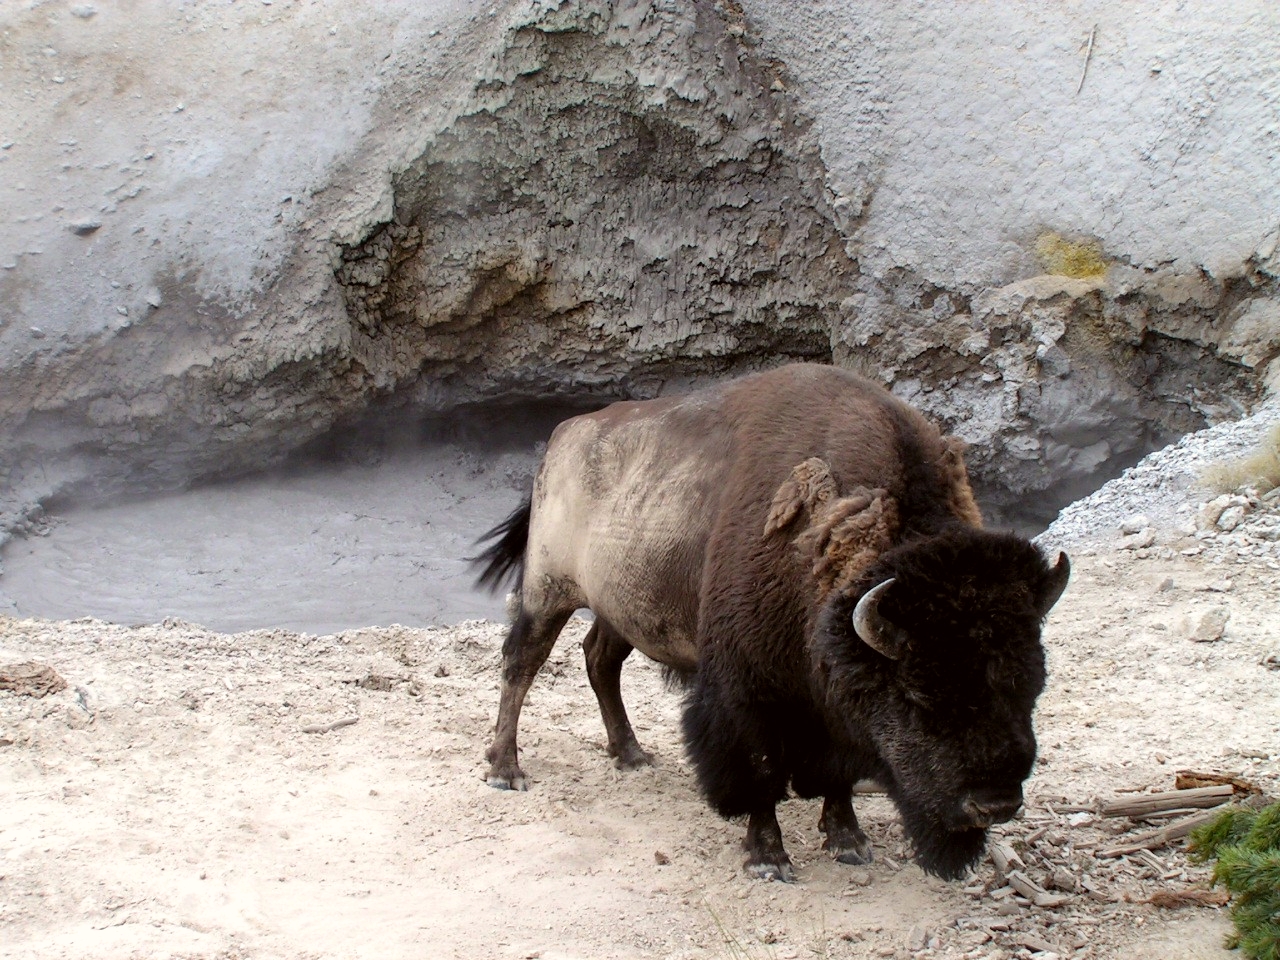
{"left": 1096, "top": 809, "right": 1221, "bottom": 858}
{"left": 301, "top": 716, "right": 359, "bottom": 734}
{"left": 1174, "top": 770, "right": 1262, "bottom": 796}
{"left": 1099, "top": 784, "right": 1233, "bottom": 818}
{"left": 1007, "top": 869, "right": 1071, "bottom": 908}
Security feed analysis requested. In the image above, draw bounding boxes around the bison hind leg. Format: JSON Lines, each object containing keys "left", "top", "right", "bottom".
{"left": 485, "top": 607, "right": 573, "bottom": 790}
{"left": 582, "top": 620, "right": 652, "bottom": 771}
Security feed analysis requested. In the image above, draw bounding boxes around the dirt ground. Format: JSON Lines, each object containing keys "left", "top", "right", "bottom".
{"left": 2, "top": 539, "right": 1278, "bottom": 960}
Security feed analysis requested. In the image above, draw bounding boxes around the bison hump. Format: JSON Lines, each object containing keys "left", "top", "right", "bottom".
{"left": 764, "top": 457, "right": 900, "bottom": 601}
{"left": 763, "top": 458, "right": 839, "bottom": 536}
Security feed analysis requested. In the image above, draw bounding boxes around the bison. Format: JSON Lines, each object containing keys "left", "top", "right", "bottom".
{"left": 472, "top": 363, "right": 1069, "bottom": 881}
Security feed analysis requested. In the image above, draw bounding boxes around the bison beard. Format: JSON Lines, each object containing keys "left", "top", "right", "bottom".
{"left": 473, "top": 363, "right": 1069, "bottom": 883}
{"left": 892, "top": 789, "right": 991, "bottom": 880}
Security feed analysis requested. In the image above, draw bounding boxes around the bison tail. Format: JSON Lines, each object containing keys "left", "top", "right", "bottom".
{"left": 469, "top": 497, "right": 531, "bottom": 593}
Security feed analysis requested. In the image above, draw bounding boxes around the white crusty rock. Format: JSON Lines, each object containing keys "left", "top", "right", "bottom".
{"left": 3, "top": 0, "right": 1280, "bottom": 546}
{"left": 1119, "top": 514, "right": 1151, "bottom": 536}
{"left": 1118, "top": 529, "right": 1156, "bottom": 551}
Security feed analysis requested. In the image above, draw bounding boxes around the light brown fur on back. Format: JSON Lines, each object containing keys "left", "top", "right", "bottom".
{"left": 940, "top": 436, "right": 983, "bottom": 527}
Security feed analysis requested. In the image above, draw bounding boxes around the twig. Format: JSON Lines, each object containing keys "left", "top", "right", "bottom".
{"left": 1099, "top": 784, "right": 1233, "bottom": 818}
{"left": 1076, "top": 24, "right": 1097, "bottom": 95}
{"left": 1007, "top": 870, "right": 1070, "bottom": 908}
{"left": 302, "top": 716, "right": 359, "bottom": 734}
{"left": 1175, "top": 770, "right": 1262, "bottom": 796}
{"left": 1134, "top": 848, "right": 1167, "bottom": 873}
{"left": 1096, "top": 809, "right": 1220, "bottom": 858}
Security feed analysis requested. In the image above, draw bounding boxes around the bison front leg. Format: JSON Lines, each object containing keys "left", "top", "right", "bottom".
{"left": 485, "top": 608, "right": 572, "bottom": 790}
{"left": 818, "top": 793, "right": 874, "bottom": 865}
{"left": 582, "top": 620, "right": 652, "bottom": 771}
{"left": 744, "top": 808, "right": 795, "bottom": 882}
{"left": 684, "top": 669, "right": 794, "bottom": 881}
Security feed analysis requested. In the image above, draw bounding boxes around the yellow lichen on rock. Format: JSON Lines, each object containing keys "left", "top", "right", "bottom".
{"left": 1035, "top": 232, "right": 1109, "bottom": 279}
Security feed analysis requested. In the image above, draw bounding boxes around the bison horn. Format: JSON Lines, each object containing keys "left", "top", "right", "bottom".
{"left": 852, "top": 578, "right": 905, "bottom": 660}
{"left": 1037, "top": 551, "right": 1071, "bottom": 617}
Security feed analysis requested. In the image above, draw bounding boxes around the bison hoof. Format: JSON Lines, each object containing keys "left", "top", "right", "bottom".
{"left": 485, "top": 773, "right": 528, "bottom": 791}
{"left": 830, "top": 844, "right": 874, "bottom": 866}
{"left": 483, "top": 757, "right": 528, "bottom": 791}
{"left": 611, "top": 745, "right": 654, "bottom": 771}
{"left": 824, "top": 835, "right": 874, "bottom": 866}
{"left": 745, "top": 858, "right": 795, "bottom": 883}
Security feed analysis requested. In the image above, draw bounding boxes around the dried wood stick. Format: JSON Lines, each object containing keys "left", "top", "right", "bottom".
{"left": 1096, "top": 809, "right": 1220, "bottom": 858}
{"left": 301, "top": 716, "right": 359, "bottom": 734}
{"left": 1175, "top": 770, "right": 1261, "bottom": 795}
{"left": 1100, "top": 784, "right": 1232, "bottom": 818}
{"left": 1006, "top": 870, "right": 1070, "bottom": 908}
{"left": 990, "top": 841, "right": 1023, "bottom": 881}
{"left": 1133, "top": 807, "right": 1210, "bottom": 822}
{"left": 1076, "top": 24, "right": 1097, "bottom": 95}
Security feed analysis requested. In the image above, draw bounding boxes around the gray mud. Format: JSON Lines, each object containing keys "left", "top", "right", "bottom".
{"left": 0, "top": 443, "right": 531, "bottom": 634}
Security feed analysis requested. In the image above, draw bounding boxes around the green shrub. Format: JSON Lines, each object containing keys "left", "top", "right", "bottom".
{"left": 1189, "top": 802, "right": 1280, "bottom": 959}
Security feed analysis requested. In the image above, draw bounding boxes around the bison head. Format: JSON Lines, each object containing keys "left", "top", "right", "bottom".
{"left": 815, "top": 527, "right": 1069, "bottom": 879}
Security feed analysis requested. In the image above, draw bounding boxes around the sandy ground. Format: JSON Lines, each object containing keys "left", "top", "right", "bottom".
{"left": 2, "top": 540, "right": 1278, "bottom": 959}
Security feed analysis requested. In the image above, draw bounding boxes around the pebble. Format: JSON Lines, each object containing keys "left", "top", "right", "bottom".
{"left": 907, "top": 925, "right": 929, "bottom": 951}
{"left": 1119, "top": 514, "right": 1150, "bottom": 535}
{"left": 1218, "top": 505, "right": 1247, "bottom": 531}
{"left": 1190, "top": 607, "right": 1230, "bottom": 643}
{"left": 1117, "top": 528, "right": 1155, "bottom": 550}
{"left": 1048, "top": 867, "right": 1078, "bottom": 892}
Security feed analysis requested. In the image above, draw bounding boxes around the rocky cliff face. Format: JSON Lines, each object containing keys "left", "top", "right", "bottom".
{"left": 2, "top": 0, "right": 1278, "bottom": 538}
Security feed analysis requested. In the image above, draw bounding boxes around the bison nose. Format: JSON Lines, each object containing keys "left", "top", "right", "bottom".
{"left": 961, "top": 791, "right": 1024, "bottom": 828}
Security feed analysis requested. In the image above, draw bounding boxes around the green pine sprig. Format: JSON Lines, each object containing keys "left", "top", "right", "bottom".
{"left": 1189, "top": 802, "right": 1280, "bottom": 960}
